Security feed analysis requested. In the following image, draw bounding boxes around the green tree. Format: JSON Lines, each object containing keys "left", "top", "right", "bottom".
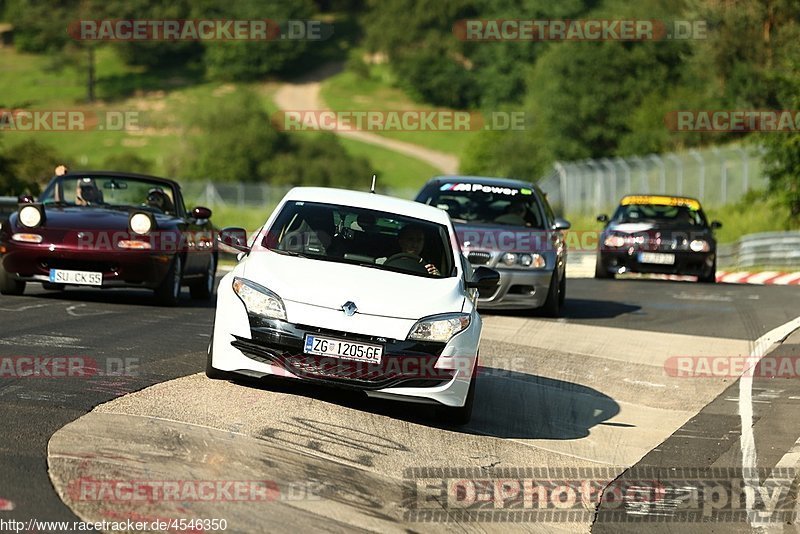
{"left": 0, "top": 139, "right": 67, "bottom": 195}
{"left": 103, "top": 152, "right": 155, "bottom": 174}
{"left": 201, "top": 0, "right": 315, "bottom": 81}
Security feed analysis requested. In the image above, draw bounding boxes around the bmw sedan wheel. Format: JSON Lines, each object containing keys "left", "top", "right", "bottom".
{"left": 154, "top": 255, "right": 182, "bottom": 306}
{"left": 540, "top": 272, "right": 562, "bottom": 318}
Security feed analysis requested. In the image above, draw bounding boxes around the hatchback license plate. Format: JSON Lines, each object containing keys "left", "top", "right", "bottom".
{"left": 303, "top": 335, "right": 383, "bottom": 364}
{"left": 637, "top": 252, "right": 675, "bottom": 265}
{"left": 49, "top": 269, "right": 103, "bottom": 286}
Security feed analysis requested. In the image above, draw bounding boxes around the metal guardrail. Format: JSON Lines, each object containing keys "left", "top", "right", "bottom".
{"left": 718, "top": 231, "right": 800, "bottom": 269}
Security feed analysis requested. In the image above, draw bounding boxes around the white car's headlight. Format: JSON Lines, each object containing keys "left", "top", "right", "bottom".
{"left": 232, "top": 277, "right": 287, "bottom": 321}
{"left": 408, "top": 313, "right": 471, "bottom": 343}
{"left": 689, "top": 239, "right": 710, "bottom": 252}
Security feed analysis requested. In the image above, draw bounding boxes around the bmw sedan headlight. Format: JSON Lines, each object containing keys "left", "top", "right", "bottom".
{"left": 689, "top": 239, "right": 710, "bottom": 252}
{"left": 232, "top": 277, "right": 287, "bottom": 321}
{"left": 501, "top": 252, "right": 546, "bottom": 268}
{"left": 408, "top": 313, "right": 471, "bottom": 343}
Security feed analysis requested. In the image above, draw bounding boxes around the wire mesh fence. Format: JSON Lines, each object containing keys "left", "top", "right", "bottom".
{"left": 538, "top": 145, "right": 768, "bottom": 216}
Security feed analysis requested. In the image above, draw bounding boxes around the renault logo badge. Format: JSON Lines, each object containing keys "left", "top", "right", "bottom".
{"left": 341, "top": 301, "right": 357, "bottom": 316}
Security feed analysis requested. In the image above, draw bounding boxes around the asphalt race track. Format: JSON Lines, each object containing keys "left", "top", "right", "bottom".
{"left": 1, "top": 277, "right": 799, "bottom": 532}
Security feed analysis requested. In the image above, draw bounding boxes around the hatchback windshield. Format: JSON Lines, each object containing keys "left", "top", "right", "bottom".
{"left": 39, "top": 175, "right": 179, "bottom": 215}
{"left": 263, "top": 201, "right": 455, "bottom": 278}
{"left": 418, "top": 182, "right": 546, "bottom": 228}
{"left": 612, "top": 204, "right": 708, "bottom": 227}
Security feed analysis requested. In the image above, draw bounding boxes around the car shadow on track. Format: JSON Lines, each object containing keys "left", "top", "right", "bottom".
{"left": 228, "top": 366, "right": 620, "bottom": 440}
{"left": 482, "top": 298, "right": 641, "bottom": 320}
{"left": 468, "top": 368, "right": 621, "bottom": 439}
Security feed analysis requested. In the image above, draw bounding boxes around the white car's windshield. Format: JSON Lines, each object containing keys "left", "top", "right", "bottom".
{"left": 39, "top": 175, "right": 179, "bottom": 215}
{"left": 264, "top": 201, "right": 455, "bottom": 278}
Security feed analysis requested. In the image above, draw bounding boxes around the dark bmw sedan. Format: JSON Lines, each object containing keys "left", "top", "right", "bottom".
{"left": 595, "top": 195, "right": 721, "bottom": 282}
{"left": 0, "top": 171, "right": 216, "bottom": 305}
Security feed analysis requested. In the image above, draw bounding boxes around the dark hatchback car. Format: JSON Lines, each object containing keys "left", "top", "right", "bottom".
{"left": 595, "top": 195, "right": 721, "bottom": 282}
{"left": 415, "top": 176, "right": 570, "bottom": 316}
{"left": 0, "top": 171, "right": 217, "bottom": 305}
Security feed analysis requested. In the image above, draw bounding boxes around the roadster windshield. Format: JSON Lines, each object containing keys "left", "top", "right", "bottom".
{"left": 39, "top": 175, "right": 179, "bottom": 215}
{"left": 263, "top": 201, "right": 455, "bottom": 278}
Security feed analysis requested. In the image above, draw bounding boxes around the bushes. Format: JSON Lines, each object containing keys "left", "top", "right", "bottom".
{"left": 175, "top": 89, "right": 370, "bottom": 186}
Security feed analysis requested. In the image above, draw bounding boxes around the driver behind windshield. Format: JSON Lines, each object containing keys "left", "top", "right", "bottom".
{"left": 381, "top": 224, "right": 440, "bottom": 276}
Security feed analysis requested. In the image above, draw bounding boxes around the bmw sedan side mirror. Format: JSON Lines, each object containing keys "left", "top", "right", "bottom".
{"left": 218, "top": 227, "right": 249, "bottom": 253}
{"left": 192, "top": 206, "right": 212, "bottom": 220}
{"left": 597, "top": 214, "right": 609, "bottom": 223}
{"left": 553, "top": 218, "right": 571, "bottom": 230}
{"left": 466, "top": 266, "right": 500, "bottom": 296}
{"left": 710, "top": 220, "right": 722, "bottom": 229}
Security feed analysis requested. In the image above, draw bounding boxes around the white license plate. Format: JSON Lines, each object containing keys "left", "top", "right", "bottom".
{"left": 49, "top": 269, "right": 103, "bottom": 286}
{"left": 637, "top": 252, "right": 676, "bottom": 265}
{"left": 303, "top": 334, "right": 383, "bottom": 364}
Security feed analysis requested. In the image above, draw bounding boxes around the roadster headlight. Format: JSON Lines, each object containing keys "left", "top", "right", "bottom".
{"left": 689, "top": 239, "right": 710, "bottom": 252}
{"left": 232, "top": 277, "right": 287, "bottom": 321}
{"left": 19, "top": 205, "right": 42, "bottom": 228}
{"left": 408, "top": 313, "right": 470, "bottom": 343}
{"left": 130, "top": 213, "right": 153, "bottom": 235}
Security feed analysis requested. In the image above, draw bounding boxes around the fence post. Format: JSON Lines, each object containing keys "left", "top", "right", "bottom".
{"left": 648, "top": 154, "right": 666, "bottom": 193}
{"left": 689, "top": 150, "right": 704, "bottom": 199}
{"left": 615, "top": 157, "right": 631, "bottom": 197}
{"left": 601, "top": 158, "right": 617, "bottom": 205}
{"left": 667, "top": 153, "right": 683, "bottom": 195}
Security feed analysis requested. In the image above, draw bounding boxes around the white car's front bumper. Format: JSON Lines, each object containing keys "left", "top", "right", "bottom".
{"left": 209, "top": 271, "right": 480, "bottom": 407}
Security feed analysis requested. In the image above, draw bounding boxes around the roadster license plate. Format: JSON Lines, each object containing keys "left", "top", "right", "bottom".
{"left": 303, "top": 334, "right": 383, "bottom": 364}
{"left": 637, "top": 252, "right": 676, "bottom": 265}
{"left": 49, "top": 269, "right": 103, "bottom": 286}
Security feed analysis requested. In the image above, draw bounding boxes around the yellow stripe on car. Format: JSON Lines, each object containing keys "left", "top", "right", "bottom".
{"left": 621, "top": 195, "right": 701, "bottom": 210}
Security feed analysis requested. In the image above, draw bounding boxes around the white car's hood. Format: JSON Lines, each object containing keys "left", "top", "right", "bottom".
{"left": 241, "top": 251, "right": 465, "bottom": 320}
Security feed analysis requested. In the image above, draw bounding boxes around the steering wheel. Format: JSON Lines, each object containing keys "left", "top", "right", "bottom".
{"left": 384, "top": 253, "right": 428, "bottom": 273}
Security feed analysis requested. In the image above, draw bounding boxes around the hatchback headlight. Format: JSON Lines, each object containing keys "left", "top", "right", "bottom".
{"left": 232, "top": 277, "right": 287, "bottom": 321}
{"left": 603, "top": 234, "right": 626, "bottom": 248}
{"left": 408, "top": 313, "right": 470, "bottom": 343}
{"left": 689, "top": 239, "right": 710, "bottom": 252}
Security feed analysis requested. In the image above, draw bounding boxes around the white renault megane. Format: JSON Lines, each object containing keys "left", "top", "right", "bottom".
{"left": 207, "top": 187, "right": 499, "bottom": 424}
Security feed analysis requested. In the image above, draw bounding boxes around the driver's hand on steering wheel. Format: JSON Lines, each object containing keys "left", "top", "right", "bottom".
{"left": 425, "top": 263, "right": 440, "bottom": 276}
